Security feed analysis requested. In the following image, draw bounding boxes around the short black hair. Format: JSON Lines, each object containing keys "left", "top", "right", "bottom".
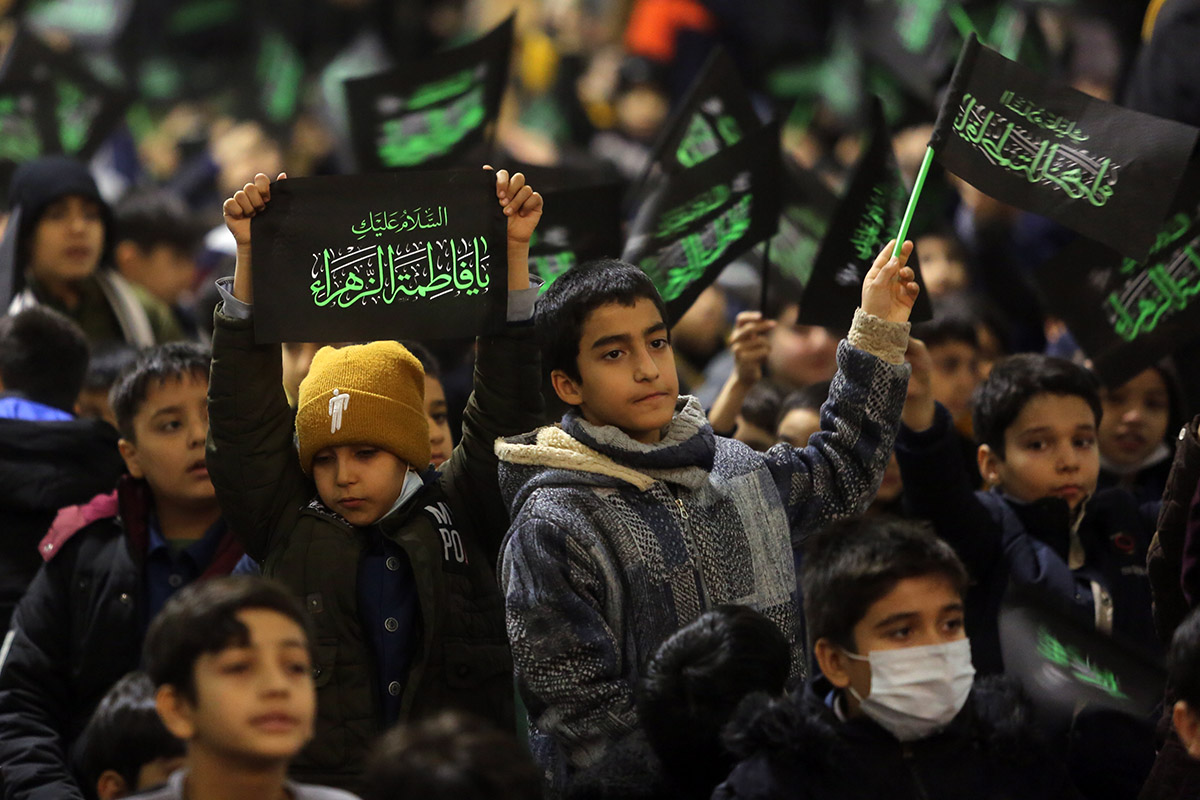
{"left": 83, "top": 342, "right": 139, "bottom": 393}
{"left": 360, "top": 711, "right": 542, "bottom": 800}
{"left": 972, "top": 353, "right": 1102, "bottom": 459}
{"left": 1169, "top": 607, "right": 1200, "bottom": 709}
{"left": 399, "top": 339, "right": 441, "bottom": 380}
{"left": 911, "top": 315, "right": 979, "bottom": 351}
{"left": 0, "top": 306, "right": 89, "bottom": 411}
{"left": 75, "top": 671, "right": 184, "bottom": 797}
{"left": 108, "top": 341, "right": 210, "bottom": 440}
{"left": 776, "top": 381, "right": 831, "bottom": 431}
{"left": 113, "top": 189, "right": 204, "bottom": 252}
{"left": 637, "top": 606, "right": 790, "bottom": 794}
{"left": 536, "top": 258, "right": 668, "bottom": 382}
{"left": 739, "top": 380, "right": 784, "bottom": 434}
{"left": 143, "top": 576, "right": 312, "bottom": 703}
{"left": 801, "top": 516, "right": 968, "bottom": 652}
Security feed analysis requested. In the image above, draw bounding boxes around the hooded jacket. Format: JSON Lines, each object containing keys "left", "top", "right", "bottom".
{"left": 714, "top": 676, "right": 1081, "bottom": 800}
{"left": 896, "top": 403, "right": 1159, "bottom": 675}
{"left": 205, "top": 307, "right": 545, "bottom": 789}
{"left": 495, "top": 332, "right": 910, "bottom": 791}
{"left": 1, "top": 156, "right": 180, "bottom": 347}
{"left": 0, "top": 478, "right": 243, "bottom": 800}
{"left": 0, "top": 407, "right": 125, "bottom": 631}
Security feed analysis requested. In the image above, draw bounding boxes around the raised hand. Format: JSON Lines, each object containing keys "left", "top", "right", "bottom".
{"left": 485, "top": 166, "right": 544, "bottom": 291}
{"left": 223, "top": 172, "right": 286, "bottom": 304}
{"left": 729, "top": 311, "right": 776, "bottom": 387}
{"left": 861, "top": 239, "right": 920, "bottom": 323}
{"left": 902, "top": 336, "right": 936, "bottom": 431}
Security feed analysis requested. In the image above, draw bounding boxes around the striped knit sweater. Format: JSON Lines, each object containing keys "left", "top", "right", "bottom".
{"left": 495, "top": 334, "right": 909, "bottom": 792}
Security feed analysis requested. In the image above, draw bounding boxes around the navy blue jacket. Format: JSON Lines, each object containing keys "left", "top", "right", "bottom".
{"left": 895, "top": 404, "right": 1159, "bottom": 674}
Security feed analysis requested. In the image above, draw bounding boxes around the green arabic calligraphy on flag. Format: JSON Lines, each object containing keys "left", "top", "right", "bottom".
{"left": 930, "top": 34, "right": 1199, "bottom": 261}
{"left": 250, "top": 170, "right": 506, "bottom": 343}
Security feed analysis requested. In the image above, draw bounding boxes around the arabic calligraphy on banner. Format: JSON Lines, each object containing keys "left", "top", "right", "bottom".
{"left": 1103, "top": 212, "right": 1200, "bottom": 343}
{"left": 952, "top": 92, "right": 1115, "bottom": 208}
{"left": 309, "top": 237, "right": 489, "bottom": 308}
{"left": 376, "top": 69, "right": 488, "bottom": 168}
{"left": 352, "top": 206, "right": 448, "bottom": 239}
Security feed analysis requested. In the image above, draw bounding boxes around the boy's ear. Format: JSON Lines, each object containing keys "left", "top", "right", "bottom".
{"left": 977, "top": 444, "right": 1001, "bottom": 488}
{"left": 1174, "top": 700, "right": 1200, "bottom": 759}
{"left": 814, "top": 637, "right": 853, "bottom": 690}
{"left": 155, "top": 684, "right": 196, "bottom": 742}
{"left": 96, "top": 769, "right": 129, "bottom": 800}
{"left": 550, "top": 369, "right": 583, "bottom": 407}
{"left": 118, "top": 438, "right": 144, "bottom": 479}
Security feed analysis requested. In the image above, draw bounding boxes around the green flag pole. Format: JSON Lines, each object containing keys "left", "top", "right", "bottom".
{"left": 892, "top": 145, "right": 935, "bottom": 258}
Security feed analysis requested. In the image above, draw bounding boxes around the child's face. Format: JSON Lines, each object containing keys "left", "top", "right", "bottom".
{"left": 118, "top": 372, "right": 216, "bottom": 510}
{"left": 120, "top": 243, "right": 195, "bottom": 306}
{"left": 425, "top": 375, "right": 452, "bottom": 468}
{"left": 817, "top": 574, "right": 966, "bottom": 707}
{"left": 30, "top": 194, "right": 104, "bottom": 284}
{"left": 311, "top": 444, "right": 409, "bottom": 526}
{"left": 767, "top": 305, "right": 839, "bottom": 389}
{"left": 927, "top": 340, "right": 980, "bottom": 421}
{"left": 777, "top": 407, "right": 820, "bottom": 448}
{"left": 1174, "top": 700, "right": 1200, "bottom": 760}
{"left": 551, "top": 298, "right": 679, "bottom": 444}
{"left": 1098, "top": 368, "right": 1170, "bottom": 469}
{"left": 914, "top": 234, "right": 968, "bottom": 297}
{"left": 979, "top": 392, "right": 1099, "bottom": 510}
{"left": 162, "top": 608, "right": 315, "bottom": 764}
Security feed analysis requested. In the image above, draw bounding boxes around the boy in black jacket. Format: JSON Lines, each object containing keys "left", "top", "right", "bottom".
{"left": 715, "top": 516, "right": 1079, "bottom": 800}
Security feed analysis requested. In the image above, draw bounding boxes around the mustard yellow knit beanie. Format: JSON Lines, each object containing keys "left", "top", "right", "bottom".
{"left": 295, "top": 341, "right": 430, "bottom": 474}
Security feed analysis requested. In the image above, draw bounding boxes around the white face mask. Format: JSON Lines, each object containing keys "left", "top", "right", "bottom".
{"left": 384, "top": 468, "right": 425, "bottom": 518}
{"left": 843, "top": 638, "right": 976, "bottom": 742}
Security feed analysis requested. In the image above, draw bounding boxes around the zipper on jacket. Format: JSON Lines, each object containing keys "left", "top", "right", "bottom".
{"left": 675, "top": 496, "right": 689, "bottom": 520}
{"left": 901, "top": 744, "right": 933, "bottom": 800}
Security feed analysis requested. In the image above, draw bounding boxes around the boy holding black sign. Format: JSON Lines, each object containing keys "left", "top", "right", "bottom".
{"left": 494, "top": 242, "right": 920, "bottom": 789}
{"left": 206, "top": 169, "right": 546, "bottom": 789}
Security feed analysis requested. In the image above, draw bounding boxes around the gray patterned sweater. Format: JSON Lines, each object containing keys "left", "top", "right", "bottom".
{"left": 495, "top": 335, "right": 909, "bottom": 791}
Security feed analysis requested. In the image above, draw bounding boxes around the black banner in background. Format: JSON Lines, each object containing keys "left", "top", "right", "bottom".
{"left": 622, "top": 122, "right": 781, "bottom": 323}
{"left": 344, "top": 15, "right": 513, "bottom": 172}
{"left": 930, "top": 34, "right": 1199, "bottom": 262}
{"left": 250, "top": 170, "right": 507, "bottom": 344}
{"left": 804, "top": 99, "right": 932, "bottom": 330}
{"left": 1036, "top": 163, "right": 1200, "bottom": 387}
{"left": 762, "top": 158, "right": 839, "bottom": 301}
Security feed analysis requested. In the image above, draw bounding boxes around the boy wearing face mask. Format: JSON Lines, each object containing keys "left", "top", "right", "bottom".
{"left": 715, "top": 516, "right": 1080, "bottom": 800}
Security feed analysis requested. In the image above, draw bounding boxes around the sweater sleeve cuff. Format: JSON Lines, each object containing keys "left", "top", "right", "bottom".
{"left": 847, "top": 308, "right": 910, "bottom": 365}
{"left": 507, "top": 278, "right": 541, "bottom": 323}
{"left": 215, "top": 276, "right": 252, "bottom": 320}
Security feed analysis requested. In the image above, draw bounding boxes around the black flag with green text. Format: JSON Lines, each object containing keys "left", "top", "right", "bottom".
{"left": 622, "top": 122, "right": 781, "bottom": 321}
{"left": 345, "top": 16, "right": 513, "bottom": 171}
{"left": 930, "top": 34, "right": 1199, "bottom": 261}
{"left": 803, "top": 100, "right": 932, "bottom": 330}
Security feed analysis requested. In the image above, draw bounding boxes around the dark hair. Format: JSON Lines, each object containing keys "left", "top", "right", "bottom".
{"left": 776, "top": 380, "right": 831, "bottom": 431}
{"left": 113, "top": 189, "right": 205, "bottom": 252}
{"left": 739, "top": 380, "right": 784, "bottom": 434}
{"left": 1170, "top": 607, "right": 1200, "bottom": 709}
{"left": 75, "top": 671, "right": 184, "bottom": 797}
{"left": 0, "top": 306, "right": 90, "bottom": 411}
{"left": 360, "top": 711, "right": 542, "bottom": 800}
{"left": 143, "top": 576, "right": 312, "bottom": 703}
{"left": 399, "top": 339, "right": 441, "bottom": 380}
{"left": 972, "top": 353, "right": 1102, "bottom": 458}
{"left": 108, "top": 341, "right": 211, "bottom": 440}
{"left": 801, "top": 516, "right": 968, "bottom": 651}
{"left": 637, "top": 606, "right": 790, "bottom": 794}
{"left": 536, "top": 258, "right": 668, "bottom": 382}
{"left": 83, "top": 342, "right": 139, "bottom": 392}
{"left": 911, "top": 315, "right": 979, "bottom": 351}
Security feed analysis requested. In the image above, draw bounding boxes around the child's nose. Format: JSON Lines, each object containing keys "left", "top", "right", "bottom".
{"left": 632, "top": 347, "right": 660, "bottom": 381}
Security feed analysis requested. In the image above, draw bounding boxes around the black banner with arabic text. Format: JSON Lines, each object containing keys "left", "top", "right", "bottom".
{"left": 803, "top": 99, "right": 932, "bottom": 330}
{"left": 930, "top": 34, "right": 1199, "bottom": 261}
{"left": 344, "top": 16, "right": 512, "bottom": 172}
{"left": 622, "top": 122, "right": 781, "bottom": 322}
{"left": 251, "top": 170, "right": 507, "bottom": 343}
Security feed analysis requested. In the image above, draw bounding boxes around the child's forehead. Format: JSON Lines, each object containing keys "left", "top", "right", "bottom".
{"left": 135, "top": 371, "right": 209, "bottom": 415}
{"left": 863, "top": 574, "right": 964, "bottom": 620}
{"left": 579, "top": 298, "right": 667, "bottom": 338}
{"left": 1009, "top": 392, "right": 1097, "bottom": 432}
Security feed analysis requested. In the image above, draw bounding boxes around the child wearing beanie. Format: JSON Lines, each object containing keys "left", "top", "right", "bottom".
{"left": 206, "top": 169, "right": 546, "bottom": 790}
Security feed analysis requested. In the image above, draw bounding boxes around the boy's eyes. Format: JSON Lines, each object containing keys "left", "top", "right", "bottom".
{"left": 649, "top": 337, "right": 670, "bottom": 350}
{"left": 430, "top": 413, "right": 449, "bottom": 426}
{"left": 355, "top": 447, "right": 379, "bottom": 459}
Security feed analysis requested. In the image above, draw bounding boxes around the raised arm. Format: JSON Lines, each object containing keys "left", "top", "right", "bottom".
{"left": 708, "top": 311, "right": 775, "bottom": 434}
{"left": 440, "top": 169, "right": 547, "bottom": 564}
{"left": 205, "top": 173, "right": 310, "bottom": 562}
{"left": 762, "top": 242, "right": 916, "bottom": 540}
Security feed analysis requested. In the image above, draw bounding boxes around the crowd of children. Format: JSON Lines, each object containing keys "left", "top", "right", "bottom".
{"left": 1, "top": 2, "right": 1200, "bottom": 799}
